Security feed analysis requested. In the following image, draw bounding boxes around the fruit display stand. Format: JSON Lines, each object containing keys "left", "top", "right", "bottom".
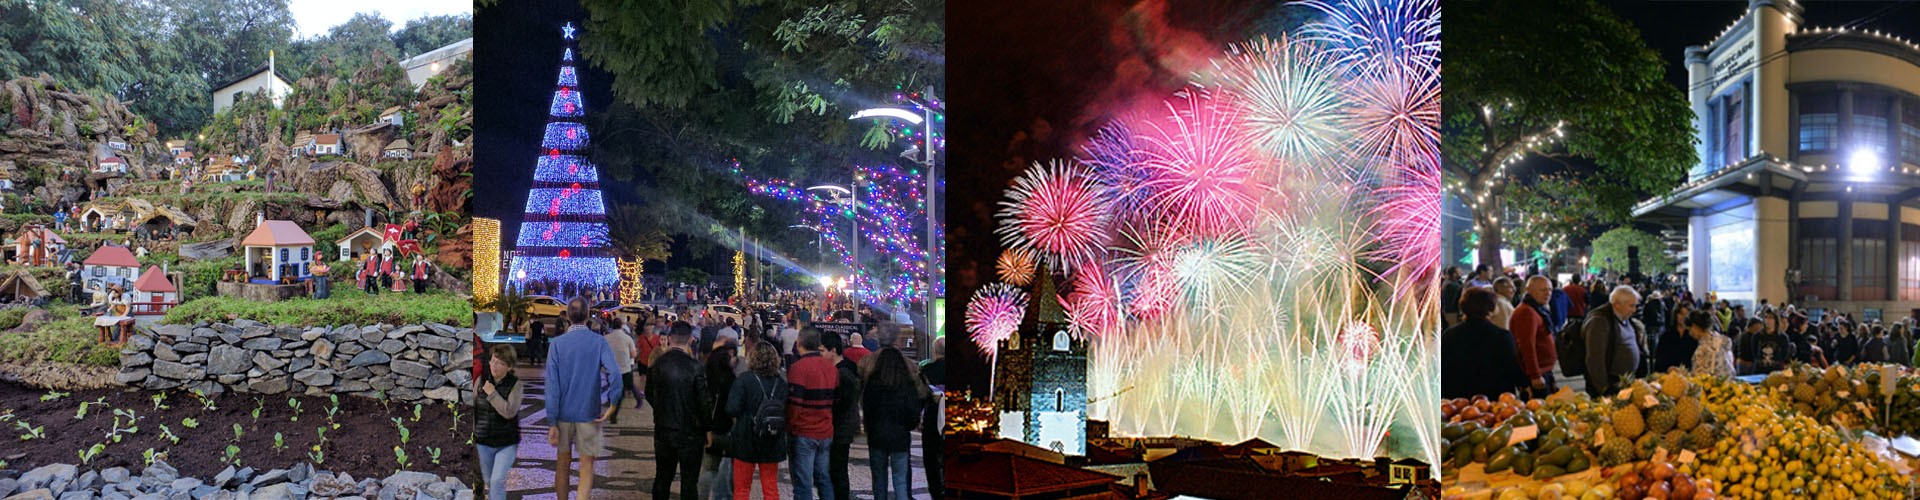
{"left": 1445, "top": 368, "right": 1920, "bottom": 499}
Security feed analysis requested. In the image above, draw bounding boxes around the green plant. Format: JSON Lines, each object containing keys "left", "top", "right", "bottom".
{"left": 181, "top": 417, "right": 199, "bottom": 429}
{"left": 411, "top": 403, "right": 422, "bottom": 422}
{"left": 289, "top": 398, "right": 302, "bottom": 421}
{"left": 308, "top": 448, "right": 325, "bottom": 465}
{"left": 272, "top": 432, "right": 285, "bottom": 452}
{"left": 232, "top": 423, "right": 244, "bottom": 441}
{"left": 40, "top": 391, "right": 68, "bottom": 402}
{"left": 222, "top": 444, "right": 240, "bottom": 465}
{"left": 192, "top": 390, "right": 217, "bottom": 411}
{"left": 326, "top": 394, "right": 341, "bottom": 422}
{"left": 159, "top": 424, "right": 180, "bottom": 444}
{"left": 142, "top": 448, "right": 159, "bottom": 466}
{"left": 393, "top": 446, "right": 410, "bottom": 470}
{"left": 75, "top": 397, "right": 106, "bottom": 420}
{"left": 78, "top": 443, "right": 104, "bottom": 464}
{"left": 447, "top": 402, "right": 462, "bottom": 434}
{"left": 392, "top": 417, "right": 411, "bottom": 445}
{"left": 427, "top": 446, "right": 441, "bottom": 465}
{"left": 108, "top": 408, "right": 137, "bottom": 442}
{"left": 151, "top": 393, "right": 169, "bottom": 411}
{"left": 16, "top": 421, "right": 45, "bottom": 441}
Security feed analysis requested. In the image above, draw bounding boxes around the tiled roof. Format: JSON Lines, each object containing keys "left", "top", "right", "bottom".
{"left": 134, "top": 266, "right": 175, "bottom": 292}
{"left": 1150, "top": 460, "right": 1412, "bottom": 500}
{"left": 241, "top": 220, "right": 315, "bottom": 247}
{"left": 83, "top": 245, "right": 139, "bottom": 268}
{"left": 949, "top": 451, "right": 1120, "bottom": 497}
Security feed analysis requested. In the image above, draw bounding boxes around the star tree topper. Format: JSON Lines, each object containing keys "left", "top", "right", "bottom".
{"left": 562, "top": 22, "right": 576, "bottom": 40}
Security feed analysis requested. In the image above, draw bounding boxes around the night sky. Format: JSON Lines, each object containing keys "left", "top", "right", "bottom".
{"left": 1603, "top": 0, "right": 1920, "bottom": 91}
{"left": 944, "top": 0, "right": 1289, "bottom": 397}
{"left": 471, "top": 1, "right": 635, "bottom": 264}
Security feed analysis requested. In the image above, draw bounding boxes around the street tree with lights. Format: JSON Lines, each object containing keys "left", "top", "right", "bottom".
{"left": 1442, "top": 0, "right": 1696, "bottom": 269}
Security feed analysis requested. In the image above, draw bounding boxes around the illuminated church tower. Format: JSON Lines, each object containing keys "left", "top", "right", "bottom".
{"left": 993, "top": 269, "right": 1088, "bottom": 456}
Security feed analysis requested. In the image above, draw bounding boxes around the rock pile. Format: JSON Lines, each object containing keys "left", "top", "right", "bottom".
{"left": 117, "top": 321, "right": 472, "bottom": 405}
{"left": 0, "top": 461, "right": 471, "bottom": 500}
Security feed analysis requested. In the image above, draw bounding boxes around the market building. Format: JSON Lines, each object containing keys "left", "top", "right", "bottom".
{"left": 1634, "top": 0, "right": 1920, "bottom": 318}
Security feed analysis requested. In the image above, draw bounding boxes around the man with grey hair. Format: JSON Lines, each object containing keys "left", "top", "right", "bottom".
{"left": 1583, "top": 285, "right": 1643, "bottom": 397}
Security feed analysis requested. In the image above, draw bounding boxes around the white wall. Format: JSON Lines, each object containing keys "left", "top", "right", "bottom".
{"left": 213, "top": 72, "right": 290, "bottom": 115}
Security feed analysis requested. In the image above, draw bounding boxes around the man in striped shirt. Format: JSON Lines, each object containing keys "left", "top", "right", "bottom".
{"left": 787, "top": 328, "right": 840, "bottom": 500}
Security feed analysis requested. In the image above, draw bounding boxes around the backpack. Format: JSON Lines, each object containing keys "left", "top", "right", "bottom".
{"left": 749, "top": 375, "right": 786, "bottom": 437}
{"left": 1558, "top": 316, "right": 1587, "bottom": 378}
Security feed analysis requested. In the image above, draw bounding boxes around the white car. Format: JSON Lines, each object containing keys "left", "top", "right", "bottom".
{"left": 602, "top": 304, "right": 663, "bottom": 328}
{"left": 526, "top": 295, "right": 566, "bottom": 318}
{"left": 701, "top": 304, "right": 744, "bottom": 325}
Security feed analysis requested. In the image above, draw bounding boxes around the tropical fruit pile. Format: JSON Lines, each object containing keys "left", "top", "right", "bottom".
{"left": 1760, "top": 363, "right": 1886, "bottom": 429}
{"left": 1442, "top": 393, "right": 1593, "bottom": 480}
{"left": 1444, "top": 393, "right": 1537, "bottom": 428}
{"left": 1534, "top": 373, "right": 1722, "bottom": 467}
{"left": 1607, "top": 461, "right": 1715, "bottom": 500}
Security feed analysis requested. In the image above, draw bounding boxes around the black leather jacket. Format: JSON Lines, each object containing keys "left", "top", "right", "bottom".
{"left": 646, "top": 348, "right": 710, "bottom": 441}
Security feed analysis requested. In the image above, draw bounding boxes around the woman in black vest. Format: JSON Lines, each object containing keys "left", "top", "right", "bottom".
{"left": 475, "top": 344, "right": 524, "bottom": 500}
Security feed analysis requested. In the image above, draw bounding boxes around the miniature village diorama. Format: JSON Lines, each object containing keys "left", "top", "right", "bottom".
{"left": 0, "top": 17, "right": 479, "bottom": 486}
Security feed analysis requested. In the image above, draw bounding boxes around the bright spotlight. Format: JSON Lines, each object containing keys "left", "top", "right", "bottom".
{"left": 1850, "top": 149, "right": 1881, "bottom": 175}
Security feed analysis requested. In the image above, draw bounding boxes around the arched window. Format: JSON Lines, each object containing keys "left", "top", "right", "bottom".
{"left": 1055, "top": 387, "right": 1064, "bottom": 412}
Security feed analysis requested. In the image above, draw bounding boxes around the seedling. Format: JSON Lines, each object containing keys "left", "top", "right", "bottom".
{"left": 78, "top": 444, "right": 105, "bottom": 464}
{"left": 181, "top": 417, "right": 200, "bottom": 429}
{"left": 150, "top": 393, "right": 169, "bottom": 411}
{"left": 272, "top": 432, "right": 285, "bottom": 452}
{"left": 40, "top": 391, "right": 68, "bottom": 402}
{"left": 391, "top": 418, "right": 412, "bottom": 445}
{"left": 192, "top": 389, "right": 217, "bottom": 411}
{"left": 159, "top": 424, "right": 180, "bottom": 444}
{"left": 288, "top": 398, "right": 302, "bottom": 421}
{"left": 448, "top": 404, "right": 463, "bottom": 433}
{"left": 326, "top": 395, "right": 341, "bottom": 420}
{"left": 250, "top": 398, "right": 263, "bottom": 420}
{"left": 411, "top": 403, "right": 423, "bottom": 422}
{"left": 232, "top": 423, "right": 244, "bottom": 441}
{"left": 308, "top": 448, "right": 325, "bottom": 465}
{"left": 222, "top": 444, "right": 240, "bottom": 465}
{"left": 393, "top": 446, "right": 410, "bottom": 469}
{"left": 142, "top": 448, "right": 159, "bottom": 466}
{"left": 428, "top": 446, "right": 442, "bottom": 465}
{"left": 16, "top": 421, "right": 45, "bottom": 441}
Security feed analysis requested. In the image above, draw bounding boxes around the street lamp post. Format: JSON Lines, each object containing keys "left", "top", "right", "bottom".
{"left": 851, "top": 87, "right": 941, "bottom": 336}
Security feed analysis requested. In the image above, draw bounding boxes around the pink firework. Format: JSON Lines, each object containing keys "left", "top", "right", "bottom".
{"left": 1062, "top": 267, "right": 1122, "bottom": 339}
{"left": 1368, "top": 156, "right": 1442, "bottom": 295}
{"left": 965, "top": 283, "right": 1028, "bottom": 358}
{"left": 997, "top": 160, "right": 1113, "bottom": 273}
{"left": 1136, "top": 88, "right": 1267, "bottom": 238}
{"left": 997, "top": 248, "right": 1038, "bottom": 287}
{"left": 1337, "top": 320, "right": 1381, "bottom": 373}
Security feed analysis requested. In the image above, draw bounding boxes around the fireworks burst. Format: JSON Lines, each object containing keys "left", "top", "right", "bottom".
{"left": 1137, "top": 88, "right": 1268, "bottom": 238}
{"left": 965, "top": 283, "right": 1028, "bottom": 358}
{"left": 1347, "top": 62, "right": 1441, "bottom": 164}
{"left": 997, "top": 160, "right": 1114, "bottom": 272}
{"left": 1301, "top": 0, "right": 1441, "bottom": 76}
{"left": 1063, "top": 267, "right": 1122, "bottom": 339}
{"left": 1368, "top": 156, "right": 1443, "bottom": 304}
{"left": 996, "top": 248, "right": 1038, "bottom": 287}
{"left": 1212, "top": 34, "right": 1349, "bottom": 168}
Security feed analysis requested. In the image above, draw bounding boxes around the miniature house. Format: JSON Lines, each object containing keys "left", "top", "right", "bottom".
{"left": 291, "top": 132, "right": 315, "bottom": 156}
{"left": 241, "top": 220, "right": 316, "bottom": 282}
{"left": 80, "top": 203, "right": 132, "bottom": 232}
{"left": 13, "top": 225, "right": 65, "bottom": 266}
{"left": 173, "top": 151, "right": 193, "bottom": 165}
{"left": 380, "top": 106, "right": 405, "bottom": 128}
{"left": 130, "top": 266, "right": 178, "bottom": 315}
{"left": 107, "top": 140, "right": 128, "bottom": 151}
{"left": 382, "top": 139, "right": 413, "bottom": 160}
{"left": 165, "top": 140, "right": 189, "bottom": 156}
{"left": 335, "top": 226, "right": 387, "bottom": 261}
{"left": 313, "top": 134, "right": 342, "bottom": 156}
{"left": 96, "top": 156, "right": 125, "bottom": 173}
{"left": 81, "top": 245, "right": 140, "bottom": 291}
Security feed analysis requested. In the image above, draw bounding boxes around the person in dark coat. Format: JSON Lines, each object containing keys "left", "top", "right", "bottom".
{"left": 725, "top": 343, "right": 789, "bottom": 499}
{"left": 1440, "top": 267, "right": 1464, "bottom": 329}
{"left": 1441, "top": 287, "right": 1528, "bottom": 399}
{"left": 647, "top": 322, "right": 709, "bottom": 500}
{"left": 861, "top": 347, "right": 927, "bottom": 500}
{"left": 1583, "top": 286, "right": 1644, "bottom": 397}
{"left": 700, "top": 341, "right": 739, "bottom": 499}
{"left": 820, "top": 330, "right": 862, "bottom": 500}
{"left": 1653, "top": 301, "right": 1698, "bottom": 373}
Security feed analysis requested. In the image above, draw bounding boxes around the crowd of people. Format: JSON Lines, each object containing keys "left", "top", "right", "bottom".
{"left": 1441, "top": 263, "right": 1920, "bottom": 401}
{"left": 475, "top": 296, "right": 945, "bottom": 500}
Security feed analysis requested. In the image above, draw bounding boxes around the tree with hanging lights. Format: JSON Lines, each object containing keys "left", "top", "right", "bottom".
{"left": 1442, "top": 0, "right": 1695, "bottom": 270}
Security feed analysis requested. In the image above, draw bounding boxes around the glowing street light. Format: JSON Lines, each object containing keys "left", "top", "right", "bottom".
{"left": 849, "top": 108, "right": 924, "bottom": 124}
{"left": 1850, "top": 149, "right": 1882, "bottom": 175}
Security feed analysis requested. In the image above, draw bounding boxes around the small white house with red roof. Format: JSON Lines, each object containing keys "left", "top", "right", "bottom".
{"left": 242, "top": 219, "right": 316, "bottom": 282}
{"left": 82, "top": 245, "right": 140, "bottom": 291}
{"left": 131, "top": 266, "right": 178, "bottom": 314}
{"left": 313, "top": 134, "right": 342, "bottom": 156}
{"left": 96, "top": 156, "right": 126, "bottom": 174}
{"left": 173, "top": 151, "right": 193, "bottom": 165}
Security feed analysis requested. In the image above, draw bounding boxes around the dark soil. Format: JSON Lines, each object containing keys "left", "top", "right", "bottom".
{"left": 0, "top": 379, "right": 472, "bottom": 481}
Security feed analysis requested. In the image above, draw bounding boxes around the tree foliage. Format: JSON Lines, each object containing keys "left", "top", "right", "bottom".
{"left": 1590, "top": 227, "right": 1676, "bottom": 275}
{"left": 565, "top": 0, "right": 941, "bottom": 268}
{"left": 1442, "top": 0, "right": 1696, "bottom": 268}
{"left": 393, "top": 14, "right": 473, "bottom": 59}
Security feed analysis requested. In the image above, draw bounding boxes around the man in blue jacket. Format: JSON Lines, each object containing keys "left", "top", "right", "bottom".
{"left": 545, "top": 298, "right": 622, "bottom": 500}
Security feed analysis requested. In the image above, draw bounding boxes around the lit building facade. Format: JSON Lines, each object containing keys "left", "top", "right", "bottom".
{"left": 1635, "top": 0, "right": 1920, "bottom": 317}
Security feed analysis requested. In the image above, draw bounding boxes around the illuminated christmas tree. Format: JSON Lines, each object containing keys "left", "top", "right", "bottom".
{"left": 509, "top": 22, "right": 619, "bottom": 292}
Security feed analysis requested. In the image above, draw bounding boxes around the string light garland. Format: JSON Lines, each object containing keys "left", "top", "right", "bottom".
{"left": 472, "top": 217, "right": 501, "bottom": 304}
{"left": 735, "top": 161, "right": 936, "bottom": 304}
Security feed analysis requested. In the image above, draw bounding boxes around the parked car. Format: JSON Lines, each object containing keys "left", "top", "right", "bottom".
{"left": 526, "top": 295, "right": 567, "bottom": 318}
{"left": 702, "top": 304, "right": 744, "bottom": 325}
{"left": 601, "top": 303, "right": 658, "bottom": 328}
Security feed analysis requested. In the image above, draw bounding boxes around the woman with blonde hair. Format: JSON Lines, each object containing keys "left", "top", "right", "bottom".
{"left": 726, "top": 342, "right": 789, "bottom": 499}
